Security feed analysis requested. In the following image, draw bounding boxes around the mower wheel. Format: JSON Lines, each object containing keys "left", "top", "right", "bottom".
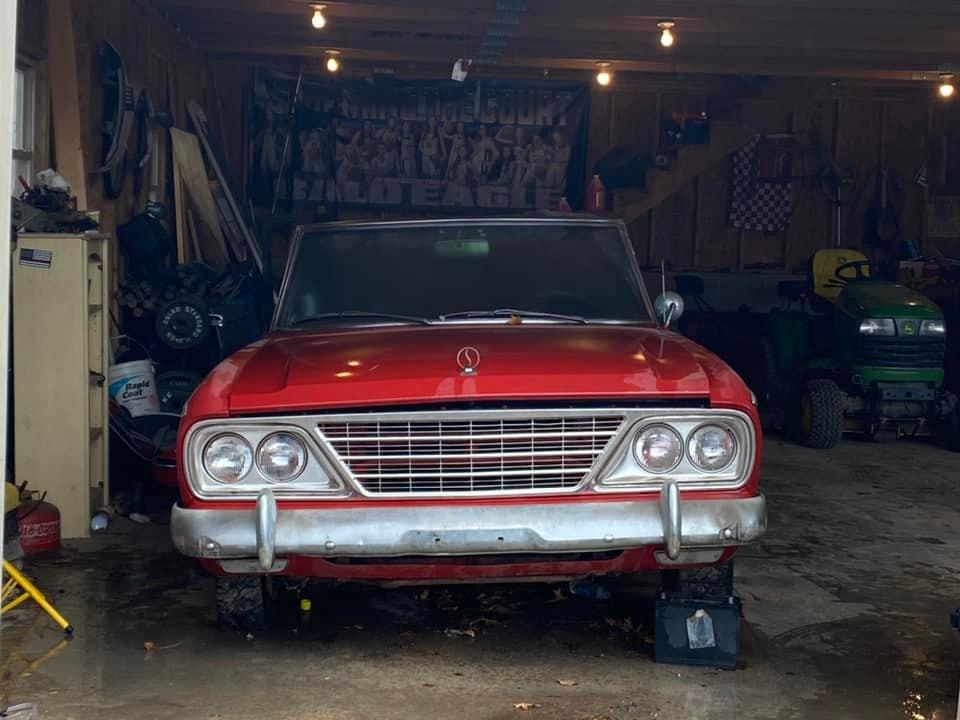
{"left": 799, "top": 379, "right": 845, "bottom": 449}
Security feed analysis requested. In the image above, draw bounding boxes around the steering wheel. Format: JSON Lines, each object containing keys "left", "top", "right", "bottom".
{"left": 834, "top": 259, "right": 872, "bottom": 283}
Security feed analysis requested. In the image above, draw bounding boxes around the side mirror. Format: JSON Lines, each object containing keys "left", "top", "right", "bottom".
{"left": 655, "top": 291, "right": 685, "bottom": 328}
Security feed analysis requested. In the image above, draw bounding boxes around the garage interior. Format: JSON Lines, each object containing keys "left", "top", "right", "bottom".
{"left": 3, "top": 0, "right": 960, "bottom": 718}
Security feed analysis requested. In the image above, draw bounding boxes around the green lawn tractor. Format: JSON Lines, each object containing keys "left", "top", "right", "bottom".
{"left": 759, "top": 249, "right": 959, "bottom": 449}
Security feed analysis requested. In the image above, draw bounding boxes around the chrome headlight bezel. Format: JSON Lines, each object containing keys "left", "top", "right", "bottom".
{"left": 595, "top": 411, "right": 755, "bottom": 492}
{"left": 185, "top": 422, "right": 347, "bottom": 499}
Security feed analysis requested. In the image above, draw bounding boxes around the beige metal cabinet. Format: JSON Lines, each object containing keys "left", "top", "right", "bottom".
{"left": 13, "top": 233, "right": 111, "bottom": 538}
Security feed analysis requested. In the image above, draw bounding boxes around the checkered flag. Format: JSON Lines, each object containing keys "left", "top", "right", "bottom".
{"left": 729, "top": 136, "right": 793, "bottom": 232}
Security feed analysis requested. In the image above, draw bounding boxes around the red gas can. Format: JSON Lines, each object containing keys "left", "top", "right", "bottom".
{"left": 584, "top": 174, "right": 606, "bottom": 214}
{"left": 17, "top": 499, "right": 62, "bottom": 554}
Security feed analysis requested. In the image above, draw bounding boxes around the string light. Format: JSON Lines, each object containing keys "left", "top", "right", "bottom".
{"left": 311, "top": 5, "right": 327, "bottom": 29}
{"left": 595, "top": 62, "right": 612, "bottom": 87}
{"left": 939, "top": 75, "right": 955, "bottom": 98}
{"left": 325, "top": 51, "right": 341, "bottom": 73}
{"left": 658, "top": 21, "right": 676, "bottom": 48}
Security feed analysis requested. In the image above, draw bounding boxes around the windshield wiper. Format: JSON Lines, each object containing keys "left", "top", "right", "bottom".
{"left": 290, "top": 311, "right": 431, "bottom": 327}
{"left": 437, "top": 308, "right": 589, "bottom": 324}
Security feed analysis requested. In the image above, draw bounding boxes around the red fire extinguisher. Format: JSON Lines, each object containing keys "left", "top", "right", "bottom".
{"left": 584, "top": 174, "right": 606, "bottom": 214}
{"left": 17, "top": 492, "right": 62, "bottom": 555}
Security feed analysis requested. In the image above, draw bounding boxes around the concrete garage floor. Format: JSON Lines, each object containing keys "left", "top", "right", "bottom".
{"left": 2, "top": 438, "right": 959, "bottom": 720}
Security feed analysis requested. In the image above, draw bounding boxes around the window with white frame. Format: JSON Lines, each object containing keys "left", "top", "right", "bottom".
{"left": 12, "top": 63, "right": 36, "bottom": 191}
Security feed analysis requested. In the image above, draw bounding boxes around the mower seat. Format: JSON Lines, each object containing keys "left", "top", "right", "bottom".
{"left": 810, "top": 248, "right": 869, "bottom": 303}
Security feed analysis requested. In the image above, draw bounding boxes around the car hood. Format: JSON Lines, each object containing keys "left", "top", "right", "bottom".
{"left": 221, "top": 324, "right": 728, "bottom": 415}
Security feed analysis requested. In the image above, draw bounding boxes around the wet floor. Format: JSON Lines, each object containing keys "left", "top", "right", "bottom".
{"left": 2, "top": 437, "right": 959, "bottom": 719}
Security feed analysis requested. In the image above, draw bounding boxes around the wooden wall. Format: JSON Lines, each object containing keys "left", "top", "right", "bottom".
{"left": 587, "top": 84, "right": 942, "bottom": 271}
{"left": 16, "top": 0, "right": 215, "bottom": 255}
{"left": 18, "top": 2, "right": 956, "bottom": 276}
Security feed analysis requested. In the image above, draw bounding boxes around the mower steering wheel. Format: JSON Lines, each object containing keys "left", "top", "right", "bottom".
{"left": 834, "top": 259, "right": 871, "bottom": 283}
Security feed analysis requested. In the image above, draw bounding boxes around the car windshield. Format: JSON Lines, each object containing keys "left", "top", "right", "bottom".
{"left": 276, "top": 222, "right": 652, "bottom": 328}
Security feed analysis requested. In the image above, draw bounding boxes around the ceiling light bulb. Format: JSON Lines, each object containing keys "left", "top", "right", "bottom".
{"left": 311, "top": 6, "right": 326, "bottom": 29}
{"left": 595, "top": 63, "right": 612, "bottom": 86}
{"left": 326, "top": 54, "right": 341, "bottom": 73}
{"left": 658, "top": 21, "right": 676, "bottom": 48}
{"left": 939, "top": 77, "right": 955, "bottom": 98}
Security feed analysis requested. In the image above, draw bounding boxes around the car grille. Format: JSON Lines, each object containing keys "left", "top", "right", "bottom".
{"left": 317, "top": 413, "right": 625, "bottom": 495}
{"left": 854, "top": 337, "right": 945, "bottom": 369}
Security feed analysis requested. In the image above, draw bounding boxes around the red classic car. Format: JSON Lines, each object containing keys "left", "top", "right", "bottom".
{"left": 171, "top": 217, "right": 766, "bottom": 644}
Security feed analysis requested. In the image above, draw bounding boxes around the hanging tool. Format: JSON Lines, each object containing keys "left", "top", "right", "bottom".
{"left": 271, "top": 70, "right": 305, "bottom": 216}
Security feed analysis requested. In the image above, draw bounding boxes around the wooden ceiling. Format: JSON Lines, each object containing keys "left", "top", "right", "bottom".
{"left": 153, "top": 0, "right": 960, "bottom": 83}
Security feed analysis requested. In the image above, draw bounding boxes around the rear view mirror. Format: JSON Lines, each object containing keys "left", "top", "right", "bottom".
{"left": 655, "top": 291, "right": 685, "bottom": 328}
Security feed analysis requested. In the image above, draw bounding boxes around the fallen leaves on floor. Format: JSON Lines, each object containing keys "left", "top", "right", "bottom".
{"left": 604, "top": 616, "right": 635, "bottom": 633}
{"left": 143, "top": 640, "right": 182, "bottom": 652}
{"left": 444, "top": 628, "right": 477, "bottom": 638}
{"left": 513, "top": 702, "right": 542, "bottom": 710}
{"left": 557, "top": 679, "right": 578, "bottom": 686}
{"left": 546, "top": 587, "right": 567, "bottom": 603}
{"left": 468, "top": 617, "right": 504, "bottom": 629}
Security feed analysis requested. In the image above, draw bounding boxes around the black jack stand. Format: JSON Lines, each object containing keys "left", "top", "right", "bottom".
{"left": 654, "top": 590, "right": 742, "bottom": 670}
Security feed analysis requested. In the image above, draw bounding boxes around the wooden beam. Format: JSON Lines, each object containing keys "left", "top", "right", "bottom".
{"left": 173, "top": 158, "right": 187, "bottom": 264}
{"left": 692, "top": 175, "right": 702, "bottom": 267}
{"left": 157, "top": 0, "right": 960, "bottom": 25}
{"left": 170, "top": 128, "right": 230, "bottom": 271}
{"left": 166, "top": 5, "right": 960, "bottom": 40}
{"left": 204, "top": 41, "right": 951, "bottom": 82}
{"left": 191, "top": 28, "right": 960, "bottom": 62}
{"left": 184, "top": 21, "right": 960, "bottom": 56}
{"left": 46, "top": 0, "right": 87, "bottom": 210}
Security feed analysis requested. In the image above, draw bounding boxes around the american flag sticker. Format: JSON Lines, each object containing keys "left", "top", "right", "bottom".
{"left": 19, "top": 248, "right": 53, "bottom": 269}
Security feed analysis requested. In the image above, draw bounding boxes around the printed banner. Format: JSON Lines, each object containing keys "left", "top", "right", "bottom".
{"left": 249, "top": 71, "right": 589, "bottom": 213}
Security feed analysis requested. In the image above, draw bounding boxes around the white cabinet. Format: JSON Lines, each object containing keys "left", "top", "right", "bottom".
{"left": 13, "top": 233, "right": 111, "bottom": 538}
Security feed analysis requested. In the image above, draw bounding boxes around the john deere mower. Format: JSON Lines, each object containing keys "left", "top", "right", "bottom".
{"left": 759, "top": 249, "right": 958, "bottom": 449}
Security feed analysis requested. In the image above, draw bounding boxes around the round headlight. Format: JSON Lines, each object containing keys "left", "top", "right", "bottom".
{"left": 688, "top": 425, "right": 736, "bottom": 472}
{"left": 634, "top": 425, "right": 683, "bottom": 473}
{"left": 203, "top": 434, "right": 253, "bottom": 484}
{"left": 257, "top": 433, "right": 307, "bottom": 483}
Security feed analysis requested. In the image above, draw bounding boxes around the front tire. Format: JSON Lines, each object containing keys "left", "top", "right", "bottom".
{"left": 216, "top": 576, "right": 266, "bottom": 631}
{"left": 799, "top": 379, "right": 845, "bottom": 449}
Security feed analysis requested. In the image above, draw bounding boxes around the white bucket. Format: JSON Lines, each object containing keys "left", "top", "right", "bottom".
{"left": 108, "top": 359, "right": 160, "bottom": 417}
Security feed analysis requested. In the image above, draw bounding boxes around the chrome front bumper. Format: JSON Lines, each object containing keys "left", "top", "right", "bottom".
{"left": 171, "top": 481, "right": 767, "bottom": 571}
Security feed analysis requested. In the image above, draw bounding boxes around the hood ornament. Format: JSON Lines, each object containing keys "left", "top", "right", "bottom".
{"left": 456, "top": 346, "right": 480, "bottom": 376}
